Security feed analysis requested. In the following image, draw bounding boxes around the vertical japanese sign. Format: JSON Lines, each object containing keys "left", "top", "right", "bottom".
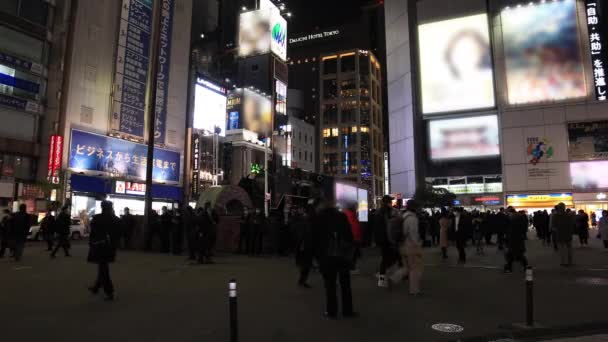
{"left": 586, "top": 0, "right": 608, "bottom": 101}
{"left": 191, "top": 134, "right": 200, "bottom": 196}
{"left": 154, "top": 0, "right": 174, "bottom": 144}
{"left": 47, "top": 135, "right": 63, "bottom": 184}
{"left": 111, "top": 0, "right": 153, "bottom": 139}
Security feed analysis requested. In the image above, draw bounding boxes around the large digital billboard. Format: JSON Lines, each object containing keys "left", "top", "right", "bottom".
{"left": 275, "top": 79, "right": 287, "bottom": 117}
{"left": 238, "top": 1, "right": 287, "bottom": 61}
{"left": 225, "top": 89, "right": 272, "bottom": 136}
{"left": 568, "top": 120, "right": 608, "bottom": 160}
{"left": 501, "top": 0, "right": 586, "bottom": 104}
{"left": 429, "top": 115, "right": 500, "bottom": 160}
{"left": 335, "top": 182, "right": 369, "bottom": 222}
{"left": 570, "top": 161, "right": 608, "bottom": 190}
{"left": 418, "top": 14, "right": 495, "bottom": 114}
{"left": 193, "top": 78, "right": 227, "bottom": 136}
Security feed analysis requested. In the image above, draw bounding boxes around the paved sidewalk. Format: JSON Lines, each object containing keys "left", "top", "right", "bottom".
{"left": 1, "top": 237, "right": 607, "bottom": 342}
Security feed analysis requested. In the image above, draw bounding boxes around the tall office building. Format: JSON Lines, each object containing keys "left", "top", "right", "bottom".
{"left": 319, "top": 49, "right": 385, "bottom": 202}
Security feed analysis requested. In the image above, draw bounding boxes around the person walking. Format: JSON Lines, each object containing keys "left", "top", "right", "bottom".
{"left": 87, "top": 201, "right": 120, "bottom": 301}
{"left": 374, "top": 195, "right": 401, "bottom": 288}
{"left": 439, "top": 211, "right": 451, "bottom": 259}
{"left": 503, "top": 208, "right": 529, "bottom": 273}
{"left": 343, "top": 202, "right": 362, "bottom": 274}
{"left": 552, "top": 203, "right": 576, "bottom": 267}
{"left": 449, "top": 207, "right": 472, "bottom": 264}
{"left": 159, "top": 207, "right": 172, "bottom": 253}
{"left": 120, "top": 207, "right": 136, "bottom": 249}
{"left": 144, "top": 209, "right": 161, "bottom": 252}
{"left": 184, "top": 206, "right": 197, "bottom": 261}
{"left": 238, "top": 207, "right": 252, "bottom": 254}
{"left": 0, "top": 209, "right": 12, "bottom": 258}
{"left": 495, "top": 208, "right": 509, "bottom": 250}
{"left": 250, "top": 208, "right": 265, "bottom": 256}
{"left": 312, "top": 200, "right": 357, "bottom": 319}
{"left": 40, "top": 212, "right": 56, "bottom": 251}
{"left": 591, "top": 212, "right": 597, "bottom": 229}
{"left": 399, "top": 200, "right": 424, "bottom": 295}
{"left": 576, "top": 210, "right": 589, "bottom": 246}
{"left": 598, "top": 210, "right": 608, "bottom": 249}
{"left": 11, "top": 204, "right": 31, "bottom": 261}
{"left": 51, "top": 206, "right": 72, "bottom": 258}
{"left": 171, "top": 208, "right": 184, "bottom": 255}
{"left": 294, "top": 204, "right": 315, "bottom": 288}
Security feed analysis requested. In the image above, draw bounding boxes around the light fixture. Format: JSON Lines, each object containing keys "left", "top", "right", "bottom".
{"left": 200, "top": 33, "right": 205, "bottom": 39}
{"left": 597, "top": 193, "right": 607, "bottom": 200}
{"left": 286, "top": 12, "right": 292, "bottom": 17}
{"left": 242, "top": 6, "right": 247, "bottom": 11}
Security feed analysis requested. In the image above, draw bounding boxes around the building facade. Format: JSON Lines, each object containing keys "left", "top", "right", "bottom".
{"left": 385, "top": 0, "right": 608, "bottom": 212}
{"left": 274, "top": 114, "right": 316, "bottom": 172}
{"left": 319, "top": 49, "right": 385, "bottom": 203}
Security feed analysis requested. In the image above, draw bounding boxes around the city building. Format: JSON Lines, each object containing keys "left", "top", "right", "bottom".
{"left": 274, "top": 113, "right": 316, "bottom": 172}
{"left": 385, "top": 0, "right": 608, "bottom": 212}
{"left": 319, "top": 49, "right": 385, "bottom": 203}
{"left": 0, "top": 0, "right": 61, "bottom": 213}
{"left": 57, "top": 0, "right": 193, "bottom": 216}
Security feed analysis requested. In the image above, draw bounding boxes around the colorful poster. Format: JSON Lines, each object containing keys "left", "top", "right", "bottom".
{"left": 68, "top": 129, "right": 181, "bottom": 183}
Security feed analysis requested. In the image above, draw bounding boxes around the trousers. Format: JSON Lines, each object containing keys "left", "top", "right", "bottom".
{"left": 321, "top": 258, "right": 353, "bottom": 317}
{"left": 400, "top": 243, "right": 424, "bottom": 294}
{"left": 94, "top": 262, "right": 114, "bottom": 295}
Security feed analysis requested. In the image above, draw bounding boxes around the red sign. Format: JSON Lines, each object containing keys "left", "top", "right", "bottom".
{"left": 115, "top": 181, "right": 146, "bottom": 196}
{"left": 47, "top": 135, "right": 63, "bottom": 184}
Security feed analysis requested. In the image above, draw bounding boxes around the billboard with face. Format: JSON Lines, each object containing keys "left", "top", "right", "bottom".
{"left": 226, "top": 89, "right": 272, "bottom": 136}
{"left": 501, "top": 0, "right": 586, "bottom": 104}
{"left": 418, "top": 14, "right": 495, "bottom": 114}
{"left": 238, "top": 1, "right": 287, "bottom": 61}
{"left": 429, "top": 115, "right": 500, "bottom": 160}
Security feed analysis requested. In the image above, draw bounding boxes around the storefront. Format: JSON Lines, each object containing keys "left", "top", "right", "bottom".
{"left": 573, "top": 192, "right": 608, "bottom": 219}
{"left": 453, "top": 194, "right": 504, "bottom": 211}
{"left": 69, "top": 175, "right": 182, "bottom": 217}
{"left": 506, "top": 193, "right": 574, "bottom": 212}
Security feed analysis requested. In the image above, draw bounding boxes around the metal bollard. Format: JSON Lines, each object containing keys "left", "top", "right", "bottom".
{"left": 229, "top": 279, "right": 238, "bottom": 342}
{"left": 525, "top": 266, "right": 534, "bottom": 327}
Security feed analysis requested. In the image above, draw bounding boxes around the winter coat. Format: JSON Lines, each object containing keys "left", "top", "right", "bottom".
{"left": 599, "top": 217, "right": 608, "bottom": 241}
{"left": 552, "top": 212, "right": 575, "bottom": 243}
{"left": 87, "top": 212, "right": 120, "bottom": 264}
{"left": 439, "top": 216, "right": 450, "bottom": 248}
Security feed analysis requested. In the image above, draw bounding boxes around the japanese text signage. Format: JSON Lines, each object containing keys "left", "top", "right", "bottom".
{"left": 154, "top": 0, "right": 174, "bottom": 144}
{"left": 115, "top": 181, "right": 146, "bottom": 196}
{"left": 111, "top": 0, "right": 153, "bottom": 138}
{"left": 586, "top": 0, "right": 608, "bottom": 101}
{"left": 47, "top": 135, "right": 63, "bottom": 184}
{"left": 0, "top": 93, "right": 39, "bottom": 113}
{"left": 68, "top": 129, "right": 181, "bottom": 183}
{"left": 191, "top": 134, "right": 200, "bottom": 196}
{"left": 0, "top": 51, "right": 43, "bottom": 75}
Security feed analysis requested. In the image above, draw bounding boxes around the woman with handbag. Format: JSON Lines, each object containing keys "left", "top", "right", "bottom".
{"left": 87, "top": 201, "right": 120, "bottom": 301}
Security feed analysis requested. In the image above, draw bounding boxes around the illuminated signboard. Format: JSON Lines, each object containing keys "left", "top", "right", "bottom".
{"left": 418, "top": 14, "right": 495, "bottom": 114}
{"left": 433, "top": 183, "right": 503, "bottom": 195}
{"left": 47, "top": 135, "right": 63, "bottom": 184}
{"left": 507, "top": 193, "right": 574, "bottom": 208}
{"left": 567, "top": 120, "right": 608, "bottom": 160}
{"left": 429, "top": 115, "right": 500, "bottom": 160}
{"left": 115, "top": 181, "right": 146, "bottom": 196}
{"left": 586, "top": 0, "right": 608, "bottom": 101}
{"left": 501, "top": 0, "right": 586, "bottom": 104}
{"left": 570, "top": 161, "right": 608, "bottom": 190}
{"left": 238, "top": 0, "right": 287, "bottom": 61}
{"left": 275, "top": 79, "right": 287, "bottom": 117}
{"left": 193, "top": 77, "right": 227, "bottom": 136}
{"left": 225, "top": 89, "right": 272, "bottom": 137}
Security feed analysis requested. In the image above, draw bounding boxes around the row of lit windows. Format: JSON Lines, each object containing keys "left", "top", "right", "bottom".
{"left": 323, "top": 126, "right": 369, "bottom": 137}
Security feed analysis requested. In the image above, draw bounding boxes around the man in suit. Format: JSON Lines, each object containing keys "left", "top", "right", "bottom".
{"left": 449, "top": 207, "right": 472, "bottom": 264}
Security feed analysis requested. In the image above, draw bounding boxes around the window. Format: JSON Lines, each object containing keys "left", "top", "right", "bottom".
{"left": 20, "top": 0, "right": 49, "bottom": 26}
{"left": 299, "top": 151, "right": 302, "bottom": 160}
{"left": 323, "top": 57, "right": 337, "bottom": 74}
{"left": 359, "top": 55, "right": 370, "bottom": 77}
{"left": 0, "top": 0, "right": 19, "bottom": 16}
{"left": 360, "top": 126, "right": 369, "bottom": 133}
{"left": 304, "top": 134, "right": 307, "bottom": 144}
{"left": 299, "top": 131, "right": 302, "bottom": 142}
{"left": 340, "top": 78, "right": 357, "bottom": 98}
{"left": 0, "top": 64, "right": 45, "bottom": 100}
{"left": 0, "top": 26, "right": 45, "bottom": 62}
{"left": 331, "top": 128, "right": 339, "bottom": 137}
{"left": 340, "top": 100, "right": 357, "bottom": 124}
{"left": 304, "top": 151, "right": 307, "bottom": 161}
{"left": 323, "top": 79, "right": 338, "bottom": 100}
{"left": 323, "top": 104, "right": 337, "bottom": 124}
{"left": 341, "top": 54, "right": 355, "bottom": 73}
{"left": 323, "top": 153, "right": 339, "bottom": 174}
{"left": 323, "top": 128, "right": 330, "bottom": 138}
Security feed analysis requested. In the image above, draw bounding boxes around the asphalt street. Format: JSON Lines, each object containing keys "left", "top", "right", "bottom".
{"left": 1, "top": 235, "right": 608, "bottom": 342}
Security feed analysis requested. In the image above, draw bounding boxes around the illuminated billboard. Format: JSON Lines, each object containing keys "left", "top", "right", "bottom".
{"left": 193, "top": 78, "right": 227, "bottom": 136}
{"left": 275, "top": 80, "right": 287, "bottom": 117}
{"left": 238, "top": 1, "right": 287, "bottom": 61}
{"left": 335, "top": 182, "right": 369, "bottom": 222}
{"left": 225, "top": 89, "right": 272, "bottom": 136}
{"left": 429, "top": 115, "right": 500, "bottom": 160}
{"left": 418, "top": 14, "right": 495, "bottom": 114}
{"left": 501, "top": 0, "right": 586, "bottom": 104}
{"left": 570, "top": 161, "right": 608, "bottom": 190}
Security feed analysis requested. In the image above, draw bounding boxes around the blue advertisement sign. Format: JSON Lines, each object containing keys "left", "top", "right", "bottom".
{"left": 0, "top": 51, "right": 43, "bottom": 75}
{"left": 112, "top": 0, "right": 153, "bottom": 139}
{"left": 154, "top": 0, "right": 174, "bottom": 144}
{"left": 228, "top": 112, "right": 240, "bottom": 130}
{"left": 68, "top": 129, "right": 181, "bottom": 183}
{"left": 0, "top": 73, "right": 40, "bottom": 94}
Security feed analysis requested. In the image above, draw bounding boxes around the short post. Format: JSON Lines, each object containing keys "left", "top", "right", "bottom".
{"left": 229, "top": 279, "right": 238, "bottom": 342}
{"left": 525, "top": 266, "right": 534, "bottom": 327}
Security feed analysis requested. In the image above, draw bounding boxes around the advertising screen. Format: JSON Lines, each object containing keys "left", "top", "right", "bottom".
{"left": 243, "top": 89, "right": 272, "bottom": 135}
{"left": 429, "top": 115, "right": 500, "bottom": 160}
{"left": 357, "top": 188, "right": 369, "bottom": 222}
{"left": 568, "top": 120, "right": 608, "bottom": 160}
{"left": 335, "top": 183, "right": 369, "bottom": 222}
{"left": 275, "top": 80, "right": 287, "bottom": 116}
{"left": 226, "top": 90, "right": 243, "bottom": 132}
{"left": 418, "top": 14, "right": 495, "bottom": 114}
{"left": 193, "top": 78, "right": 227, "bottom": 136}
{"left": 501, "top": 0, "right": 586, "bottom": 104}
{"left": 238, "top": 1, "right": 286, "bottom": 61}
{"left": 570, "top": 161, "right": 608, "bottom": 190}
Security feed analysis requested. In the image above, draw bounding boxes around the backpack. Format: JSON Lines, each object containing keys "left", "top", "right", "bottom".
{"left": 387, "top": 212, "right": 405, "bottom": 245}
{"left": 327, "top": 230, "right": 355, "bottom": 263}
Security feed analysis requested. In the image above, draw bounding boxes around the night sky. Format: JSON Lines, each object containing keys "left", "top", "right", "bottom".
{"left": 287, "top": 0, "right": 379, "bottom": 34}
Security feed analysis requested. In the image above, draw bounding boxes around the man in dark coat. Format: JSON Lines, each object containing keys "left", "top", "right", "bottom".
{"left": 51, "top": 206, "right": 71, "bottom": 258}
{"left": 312, "top": 201, "right": 357, "bottom": 319}
{"left": 0, "top": 209, "right": 12, "bottom": 258}
{"left": 294, "top": 204, "right": 314, "bottom": 288}
{"left": 184, "top": 206, "right": 197, "bottom": 260}
{"left": 40, "top": 212, "right": 56, "bottom": 251}
{"left": 145, "top": 209, "right": 161, "bottom": 252}
{"left": 504, "top": 208, "right": 529, "bottom": 273}
{"left": 238, "top": 207, "right": 252, "bottom": 254}
{"left": 87, "top": 201, "right": 120, "bottom": 301}
{"left": 374, "top": 195, "right": 400, "bottom": 288}
{"left": 171, "top": 208, "right": 184, "bottom": 255}
{"left": 448, "top": 207, "right": 472, "bottom": 264}
{"left": 159, "top": 206, "right": 172, "bottom": 253}
{"left": 12, "top": 204, "right": 32, "bottom": 261}
{"left": 495, "top": 208, "right": 510, "bottom": 250}
{"left": 120, "top": 207, "right": 136, "bottom": 249}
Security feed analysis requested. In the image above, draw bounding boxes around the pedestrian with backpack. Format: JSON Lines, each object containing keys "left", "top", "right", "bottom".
{"left": 312, "top": 200, "right": 357, "bottom": 319}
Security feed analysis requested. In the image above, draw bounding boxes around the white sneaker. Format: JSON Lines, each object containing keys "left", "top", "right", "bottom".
{"left": 377, "top": 275, "right": 388, "bottom": 288}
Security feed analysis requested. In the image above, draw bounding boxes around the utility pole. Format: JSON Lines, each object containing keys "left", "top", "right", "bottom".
{"left": 143, "top": 0, "right": 162, "bottom": 238}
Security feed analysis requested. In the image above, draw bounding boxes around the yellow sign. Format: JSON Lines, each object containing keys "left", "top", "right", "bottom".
{"left": 507, "top": 193, "right": 573, "bottom": 208}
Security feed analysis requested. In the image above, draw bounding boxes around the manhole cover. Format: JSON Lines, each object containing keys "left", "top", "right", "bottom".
{"left": 576, "top": 277, "right": 608, "bottom": 286}
{"left": 431, "top": 323, "right": 464, "bottom": 333}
